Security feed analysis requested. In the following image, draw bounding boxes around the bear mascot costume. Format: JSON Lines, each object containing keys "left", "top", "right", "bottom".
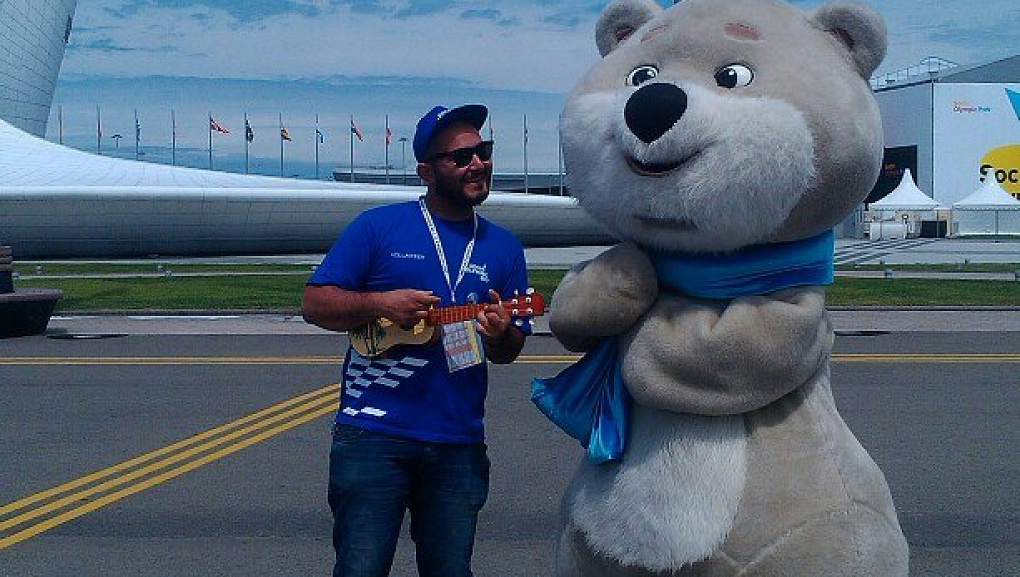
{"left": 532, "top": 0, "right": 910, "bottom": 575}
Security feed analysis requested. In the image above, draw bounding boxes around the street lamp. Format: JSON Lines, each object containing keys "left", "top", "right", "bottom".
{"left": 398, "top": 137, "right": 408, "bottom": 185}
{"left": 111, "top": 133, "right": 122, "bottom": 150}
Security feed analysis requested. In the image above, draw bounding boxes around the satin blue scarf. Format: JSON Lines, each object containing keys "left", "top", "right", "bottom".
{"left": 531, "top": 230, "right": 835, "bottom": 463}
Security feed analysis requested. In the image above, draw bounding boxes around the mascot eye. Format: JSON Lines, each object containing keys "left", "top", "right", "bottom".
{"left": 714, "top": 64, "right": 754, "bottom": 88}
{"left": 626, "top": 65, "right": 659, "bottom": 86}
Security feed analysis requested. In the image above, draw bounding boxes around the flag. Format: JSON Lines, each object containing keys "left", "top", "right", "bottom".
{"left": 245, "top": 118, "right": 254, "bottom": 142}
{"left": 316, "top": 128, "right": 324, "bottom": 143}
{"left": 351, "top": 118, "right": 364, "bottom": 142}
{"left": 209, "top": 116, "right": 230, "bottom": 134}
{"left": 385, "top": 126, "right": 393, "bottom": 146}
{"left": 281, "top": 126, "right": 292, "bottom": 141}
{"left": 96, "top": 109, "right": 102, "bottom": 138}
{"left": 135, "top": 116, "right": 141, "bottom": 142}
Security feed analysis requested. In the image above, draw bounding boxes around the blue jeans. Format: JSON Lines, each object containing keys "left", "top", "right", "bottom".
{"left": 328, "top": 424, "right": 490, "bottom": 577}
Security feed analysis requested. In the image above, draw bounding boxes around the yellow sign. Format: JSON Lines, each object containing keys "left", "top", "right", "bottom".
{"left": 980, "top": 144, "right": 1020, "bottom": 197}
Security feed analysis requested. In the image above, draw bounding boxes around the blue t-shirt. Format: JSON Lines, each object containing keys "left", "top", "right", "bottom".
{"left": 308, "top": 200, "right": 531, "bottom": 444}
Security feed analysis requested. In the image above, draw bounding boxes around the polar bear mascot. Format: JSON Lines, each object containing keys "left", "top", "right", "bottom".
{"left": 533, "top": 0, "right": 910, "bottom": 575}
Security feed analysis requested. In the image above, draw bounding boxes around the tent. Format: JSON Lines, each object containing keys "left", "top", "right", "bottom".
{"left": 866, "top": 169, "right": 941, "bottom": 239}
{"left": 951, "top": 177, "right": 1020, "bottom": 236}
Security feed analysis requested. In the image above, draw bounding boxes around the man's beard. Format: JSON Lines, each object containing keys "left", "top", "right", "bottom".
{"left": 434, "top": 171, "right": 490, "bottom": 208}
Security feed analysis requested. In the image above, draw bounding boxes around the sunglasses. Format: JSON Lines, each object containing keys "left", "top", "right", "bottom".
{"left": 427, "top": 141, "right": 494, "bottom": 167}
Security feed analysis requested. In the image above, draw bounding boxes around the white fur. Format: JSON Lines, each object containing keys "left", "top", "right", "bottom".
{"left": 562, "top": 84, "right": 816, "bottom": 253}
{"left": 567, "top": 404, "right": 747, "bottom": 571}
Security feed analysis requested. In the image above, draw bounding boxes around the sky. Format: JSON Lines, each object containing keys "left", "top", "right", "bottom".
{"left": 49, "top": 0, "right": 1020, "bottom": 179}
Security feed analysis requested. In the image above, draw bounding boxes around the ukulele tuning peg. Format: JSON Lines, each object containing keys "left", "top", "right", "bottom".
{"left": 526, "top": 287, "right": 535, "bottom": 295}
{"left": 514, "top": 319, "right": 524, "bottom": 327}
{"left": 514, "top": 289, "right": 520, "bottom": 296}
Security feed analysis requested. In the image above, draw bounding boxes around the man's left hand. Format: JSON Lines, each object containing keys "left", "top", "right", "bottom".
{"left": 476, "top": 289, "right": 510, "bottom": 344}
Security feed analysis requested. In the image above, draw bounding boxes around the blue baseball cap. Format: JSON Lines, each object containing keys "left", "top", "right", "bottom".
{"left": 413, "top": 104, "right": 488, "bottom": 162}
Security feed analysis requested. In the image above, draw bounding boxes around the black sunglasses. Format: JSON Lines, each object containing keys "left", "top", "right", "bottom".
{"left": 427, "top": 141, "right": 494, "bottom": 167}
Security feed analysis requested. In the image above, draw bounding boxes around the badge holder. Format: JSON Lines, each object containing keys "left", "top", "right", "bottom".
{"left": 441, "top": 320, "right": 484, "bottom": 372}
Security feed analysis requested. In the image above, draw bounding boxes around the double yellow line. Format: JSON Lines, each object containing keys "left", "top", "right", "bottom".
{"left": 0, "top": 383, "right": 339, "bottom": 549}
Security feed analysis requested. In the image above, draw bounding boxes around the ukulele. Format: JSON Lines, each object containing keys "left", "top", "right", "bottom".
{"left": 349, "top": 290, "right": 546, "bottom": 358}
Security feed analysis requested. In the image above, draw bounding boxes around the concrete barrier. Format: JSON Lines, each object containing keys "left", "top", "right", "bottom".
{"left": 0, "top": 245, "right": 63, "bottom": 338}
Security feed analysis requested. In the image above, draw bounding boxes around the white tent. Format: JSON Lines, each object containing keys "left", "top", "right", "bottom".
{"left": 866, "top": 169, "right": 942, "bottom": 239}
{"left": 951, "top": 177, "right": 1020, "bottom": 236}
{"left": 870, "top": 169, "right": 942, "bottom": 210}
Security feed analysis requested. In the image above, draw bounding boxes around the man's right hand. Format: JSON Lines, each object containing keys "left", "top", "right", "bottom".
{"left": 376, "top": 289, "right": 441, "bottom": 328}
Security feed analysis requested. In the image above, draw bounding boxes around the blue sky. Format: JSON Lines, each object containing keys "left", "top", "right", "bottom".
{"left": 50, "top": 0, "right": 1020, "bottom": 178}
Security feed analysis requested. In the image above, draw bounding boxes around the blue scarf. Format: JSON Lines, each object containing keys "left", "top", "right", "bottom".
{"left": 531, "top": 230, "right": 835, "bottom": 463}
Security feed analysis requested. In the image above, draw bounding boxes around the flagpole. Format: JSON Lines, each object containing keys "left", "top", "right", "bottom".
{"left": 58, "top": 105, "right": 63, "bottom": 144}
{"left": 244, "top": 112, "right": 250, "bottom": 174}
{"left": 279, "top": 113, "right": 285, "bottom": 177}
{"left": 208, "top": 111, "right": 213, "bottom": 170}
{"left": 350, "top": 115, "right": 355, "bottom": 183}
{"left": 171, "top": 109, "right": 177, "bottom": 166}
{"left": 134, "top": 108, "right": 140, "bottom": 161}
{"left": 558, "top": 115, "right": 564, "bottom": 196}
{"left": 315, "top": 114, "right": 320, "bottom": 180}
{"left": 96, "top": 105, "right": 102, "bottom": 154}
{"left": 523, "top": 114, "right": 529, "bottom": 194}
{"left": 385, "top": 115, "right": 390, "bottom": 184}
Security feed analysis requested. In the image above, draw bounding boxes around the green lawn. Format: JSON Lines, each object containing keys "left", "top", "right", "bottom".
{"left": 13, "top": 269, "right": 1018, "bottom": 311}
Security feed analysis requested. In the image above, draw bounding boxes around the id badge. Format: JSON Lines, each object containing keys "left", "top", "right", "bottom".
{"left": 441, "top": 320, "right": 484, "bottom": 372}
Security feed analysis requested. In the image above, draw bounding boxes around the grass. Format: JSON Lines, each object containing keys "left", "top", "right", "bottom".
{"left": 836, "top": 263, "right": 1019, "bottom": 273}
{"left": 13, "top": 268, "right": 1018, "bottom": 311}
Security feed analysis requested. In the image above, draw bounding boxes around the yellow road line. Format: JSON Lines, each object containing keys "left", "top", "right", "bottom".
{"left": 0, "top": 356, "right": 343, "bottom": 365}
{"left": 0, "top": 384, "right": 336, "bottom": 516}
{"left": 0, "top": 402, "right": 336, "bottom": 549}
{"left": 0, "top": 387, "right": 339, "bottom": 549}
{"left": 834, "top": 353, "right": 1020, "bottom": 363}
{"left": 0, "top": 392, "right": 337, "bottom": 533}
{"left": 1, "top": 353, "right": 1018, "bottom": 366}
{"left": 518, "top": 354, "right": 1020, "bottom": 363}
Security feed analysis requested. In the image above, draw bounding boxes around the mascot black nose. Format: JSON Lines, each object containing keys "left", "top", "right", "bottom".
{"left": 625, "top": 83, "right": 688, "bottom": 144}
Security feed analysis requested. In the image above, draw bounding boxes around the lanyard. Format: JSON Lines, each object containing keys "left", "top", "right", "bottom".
{"left": 419, "top": 196, "right": 478, "bottom": 302}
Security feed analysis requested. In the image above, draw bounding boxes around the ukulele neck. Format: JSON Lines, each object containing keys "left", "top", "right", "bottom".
{"left": 425, "top": 303, "right": 492, "bottom": 326}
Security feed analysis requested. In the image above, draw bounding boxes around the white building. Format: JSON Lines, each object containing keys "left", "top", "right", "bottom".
{"left": 869, "top": 56, "right": 1020, "bottom": 208}
{"left": 0, "top": 0, "right": 76, "bottom": 137}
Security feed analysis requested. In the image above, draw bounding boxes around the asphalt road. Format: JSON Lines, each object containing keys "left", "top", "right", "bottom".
{"left": 1, "top": 331, "right": 1017, "bottom": 577}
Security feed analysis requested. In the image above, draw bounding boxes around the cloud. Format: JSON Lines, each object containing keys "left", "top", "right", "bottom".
{"left": 64, "top": 0, "right": 1018, "bottom": 93}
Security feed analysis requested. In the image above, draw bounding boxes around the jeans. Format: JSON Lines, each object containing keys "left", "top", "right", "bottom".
{"left": 328, "top": 424, "right": 490, "bottom": 577}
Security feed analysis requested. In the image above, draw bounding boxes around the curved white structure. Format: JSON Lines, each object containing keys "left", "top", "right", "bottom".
{"left": 0, "top": 120, "right": 611, "bottom": 257}
{"left": 0, "top": 1, "right": 611, "bottom": 257}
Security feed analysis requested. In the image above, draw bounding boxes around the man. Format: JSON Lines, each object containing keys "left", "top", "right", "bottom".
{"left": 302, "top": 104, "right": 530, "bottom": 577}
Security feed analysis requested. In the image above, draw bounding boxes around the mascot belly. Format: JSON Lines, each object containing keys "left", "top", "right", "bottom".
{"left": 540, "top": 1, "right": 910, "bottom": 575}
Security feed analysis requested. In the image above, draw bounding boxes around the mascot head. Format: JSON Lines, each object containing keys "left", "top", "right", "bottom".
{"left": 562, "top": 0, "right": 887, "bottom": 253}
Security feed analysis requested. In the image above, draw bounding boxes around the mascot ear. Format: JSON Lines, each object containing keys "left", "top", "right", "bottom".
{"left": 596, "top": 0, "right": 664, "bottom": 57}
{"left": 811, "top": 1, "right": 887, "bottom": 78}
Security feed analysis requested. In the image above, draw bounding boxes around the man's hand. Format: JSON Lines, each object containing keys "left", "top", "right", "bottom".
{"left": 302, "top": 285, "right": 438, "bottom": 333}
{"left": 378, "top": 289, "right": 441, "bottom": 328}
{"left": 476, "top": 289, "right": 526, "bottom": 364}
{"left": 476, "top": 289, "right": 510, "bottom": 343}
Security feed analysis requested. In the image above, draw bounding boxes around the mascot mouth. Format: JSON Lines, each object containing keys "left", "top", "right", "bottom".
{"left": 624, "top": 151, "right": 699, "bottom": 177}
{"left": 625, "top": 156, "right": 681, "bottom": 176}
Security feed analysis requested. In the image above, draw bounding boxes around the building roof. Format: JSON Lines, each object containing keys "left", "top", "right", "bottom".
{"left": 938, "top": 55, "right": 1020, "bottom": 84}
{"left": 872, "top": 55, "right": 1019, "bottom": 91}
